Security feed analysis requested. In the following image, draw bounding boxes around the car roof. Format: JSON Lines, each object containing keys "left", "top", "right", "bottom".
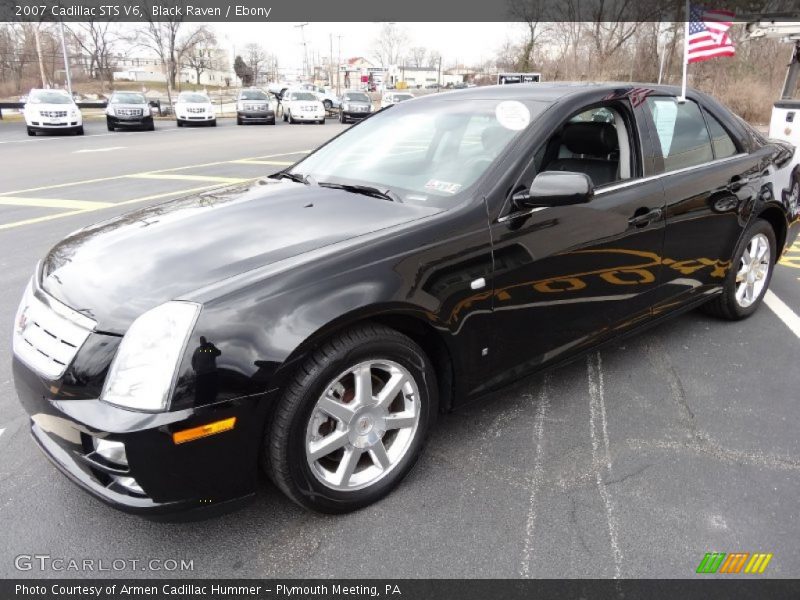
{"left": 414, "top": 82, "right": 691, "bottom": 103}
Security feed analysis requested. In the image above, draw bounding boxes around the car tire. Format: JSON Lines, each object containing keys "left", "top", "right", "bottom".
{"left": 270, "top": 118, "right": 276, "bottom": 125}
{"left": 700, "top": 218, "right": 776, "bottom": 320}
{"left": 177, "top": 120, "right": 183, "bottom": 127}
{"left": 27, "top": 127, "right": 35, "bottom": 136}
{"left": 210, "top": 120, "right": 217, "bottom": 127}
{"left": 106, "top": 120, "right": 114, "bottom": 132}
{"left": 339, "top": 112, "right": 347, "bottom": 124}
{"left": 288, "top": 111, "right": 295, "bottom": 124}
{"left": 323, "top": 99, "right": 332, "bottom": 110}
{"left": 146, "top": 121, "right": 155, "bottom": 131}
{"left": 76, "top": 126, "right": 84, "bottom": 136}
{"left": 263, "top": 323, "right": 437, "bottom": 513}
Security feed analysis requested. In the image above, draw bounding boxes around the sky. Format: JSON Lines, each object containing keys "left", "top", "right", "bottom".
{"left": 211, "top": 22, "right": 522, "bottom": 71}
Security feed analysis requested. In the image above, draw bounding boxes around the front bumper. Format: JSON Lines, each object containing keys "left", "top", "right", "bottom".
{"left": 13, "top": 355, "right": 270, "bottom": 518}
{"left": 27, "top": 121, "right": 81, "bottom": 130}
{"left": 342, "top": 110, "right": 370, "bottom": 120}
{"left": 237, "top": 110, "right": 275, "bottom": 123}
{"left": 178, "top": 114, "right": 215, "bottom": 123}
{"left": 107, "top": 114, "right": 153, "bottom": 128}
{"left": 292, "top": 111, "right": 325, "bottom": 121}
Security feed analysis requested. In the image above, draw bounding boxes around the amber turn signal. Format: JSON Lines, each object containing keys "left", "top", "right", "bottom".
{"left": 172, "top": 417, "right": 237, "bottom": 445}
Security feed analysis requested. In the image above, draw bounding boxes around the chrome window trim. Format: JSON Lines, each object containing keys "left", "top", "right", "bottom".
{"left": 594, "top": 153, "right": 748, "bottom": 195}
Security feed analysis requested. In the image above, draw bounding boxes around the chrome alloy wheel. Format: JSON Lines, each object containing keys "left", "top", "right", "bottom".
{"left": 735, "top": 232, "right": 771, "bottom": 308}
{"left": 305, "top": 360, "right": 420, "bottom": 491}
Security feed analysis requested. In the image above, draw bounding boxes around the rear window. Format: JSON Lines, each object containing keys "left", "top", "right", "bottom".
{"left": 645, "top": 97, "right": 713, "bottom": 172}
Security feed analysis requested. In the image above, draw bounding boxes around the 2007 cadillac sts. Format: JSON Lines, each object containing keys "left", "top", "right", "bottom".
{"left": 12, "top": 84, "right": 799, "bottom": 516}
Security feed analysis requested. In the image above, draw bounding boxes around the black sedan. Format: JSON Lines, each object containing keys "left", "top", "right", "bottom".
{"left": 12, "top": 84, "right": 799, "bottom": 516}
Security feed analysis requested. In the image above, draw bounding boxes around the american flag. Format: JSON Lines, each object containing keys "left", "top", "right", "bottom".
{"left": 687, "top": 4, "right": 736, "bottom": 63}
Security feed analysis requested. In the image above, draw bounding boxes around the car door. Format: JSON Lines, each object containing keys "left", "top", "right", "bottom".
{"left": 486, "top": 96, "right": 666, "bottom": 386}
{"left": 640, "top": 95, "right": 764, "bottom": 311}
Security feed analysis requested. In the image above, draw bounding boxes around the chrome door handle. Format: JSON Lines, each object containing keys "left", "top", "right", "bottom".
{"left": 628, "top": 207, "right": 663, "bottom": 228}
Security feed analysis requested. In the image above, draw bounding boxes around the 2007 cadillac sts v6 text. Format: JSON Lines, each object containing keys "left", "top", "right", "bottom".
{"left": 12, "top": 84, "right": 799, "bottom": 516}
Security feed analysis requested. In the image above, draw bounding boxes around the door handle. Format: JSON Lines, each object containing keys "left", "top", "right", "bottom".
{"left": 728, "top": 175, "right": 750, "bottom": 192}
{"left": 628, "top": 207, "right": 663, "bottom": 228}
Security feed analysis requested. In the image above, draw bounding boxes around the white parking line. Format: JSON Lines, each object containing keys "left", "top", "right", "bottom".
{"left": 74, "top": 146, "right": 126, "bottom": 153}
{"left": 587, "top": 352, "right": 623, "bottom": 580}
{"left": 519, "top": 376, "right": 549, "bottom": 578}
{"left": 764, "top": 290, "right": 800, "bottom": 339}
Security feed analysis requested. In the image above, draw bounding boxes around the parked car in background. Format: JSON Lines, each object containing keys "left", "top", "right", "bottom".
{"left": 23, "top": 89, "right": 83, "bottom": 136}
{"left": 282, "top": 89, "right": 326, "bottom": 124}
{"left": 381, "top": 91, "right": 414, "bottom": 108}
{"left": 174, "top": 92, "right": 216, "bottom": 127}
{"left": 106, "top": 91, "right": 155, "bottom": 131}
{"left": 295, "top": 83, "right": 341, "bottom": 110}
{"left": 339, "top": 90, "right": 373, "bottom": 124}
{"left": 236, "top": 88, "right": 276, "bottom": 125}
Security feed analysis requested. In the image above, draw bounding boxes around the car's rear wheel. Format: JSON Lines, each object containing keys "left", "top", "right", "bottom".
{"left": 700, "top": 219, "right": 776, "bottom": 320}
{"left": 264, "top": 324, "right": 436, "bottom": 513}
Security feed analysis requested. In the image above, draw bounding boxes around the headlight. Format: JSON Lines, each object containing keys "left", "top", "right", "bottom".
{"left": 101, "top": 301, "right": 200, "bottom": 412}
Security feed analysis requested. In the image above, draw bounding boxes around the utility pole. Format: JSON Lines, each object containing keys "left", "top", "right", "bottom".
{"left": 295, "top": 22, "right": 309, "bottom": 79}
{"left": 337, "top": 34, "right": 343, "bottom": 94}
{"left": 59, "top": 19, "right": 72, "bottom": 95}
{"left": 33, "top": 25, "right": 48, "bottom": 88}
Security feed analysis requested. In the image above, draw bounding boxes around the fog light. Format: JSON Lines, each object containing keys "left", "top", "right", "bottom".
{"left": 93, "top": 438, "right": 128, "bottom": 466}
{"left": 114, "top": 475, "right": 144, "bottom": 495}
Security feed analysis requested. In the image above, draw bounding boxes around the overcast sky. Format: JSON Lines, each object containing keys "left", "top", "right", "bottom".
{"left": 211, "top": 22, "right": 522, "bottom": 71}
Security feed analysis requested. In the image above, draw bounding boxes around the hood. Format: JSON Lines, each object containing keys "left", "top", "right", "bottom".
{"left": 40, "top": 181, "right": 441, "bottom": 333}
{"left": 27, "top": 102, "right": 76, "bottom": 113}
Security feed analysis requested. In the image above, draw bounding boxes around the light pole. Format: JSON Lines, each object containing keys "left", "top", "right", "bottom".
{"left": 59, "top": 20, "right": 72, "bottom": 95}
{"left": 295, "top": 23, "right": 309, "bottom": 79}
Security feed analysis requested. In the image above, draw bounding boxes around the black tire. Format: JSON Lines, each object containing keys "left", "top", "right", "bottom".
{"left": 700, "top": 218, "right": 776, "bottom": 320}
{"left": 270, "top": 118, "right": 276, "bottom": 125}
{"left": 339, "top": 111, "right": 347, "bottom": 124}
{"left": 323, "top": 99, "right": 332, "bottom": 110}
{"left": 76, "top": 126, "right": 84, "bottom": 136}
{"left": 283, "top": 113, "right": 287, "bottom": 122}
{"left": 288, "top": 111, "right": 295, "bottom": 124}
{"left": 177, "top": 120, "right": 184, "bottom": 127}
{"left": 27, "top": 127, "right": 35, "bottom": 136}
{"left": 264, "top": 323, "right": 437, "bottom": 513}
{"left": 146, "top": 121, "right": 155, "bottom": 131}
{"left": 237, "top": 116, "right": 243, "bottom": 125}
{"left": 106, "top": 119, "right": 114, "bottom": 132}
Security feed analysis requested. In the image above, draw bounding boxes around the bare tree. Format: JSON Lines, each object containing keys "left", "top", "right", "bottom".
{"left": 408, "top": 46, "right": 428, "bottom": 68}
{"left": 508, "top": 0, "right": 549, "bottom": 72}
{"left": 67, "top": 21, "right": 121, "bottom": 90}
{"left": 244, "top": 42, "right": 266, "bottom": 84}
{"left": 371, "top": 23, "right": 408, "bottom": 67}
{"left": 184, "top": 31, "right": 219, "bottom": 85}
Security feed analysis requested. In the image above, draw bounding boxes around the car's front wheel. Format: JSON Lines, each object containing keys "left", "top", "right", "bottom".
{"left": 701, "top": 218, "right": 776, "bottom": 320}
{"left": 264, "top": 324, "right": 436, "bottom": 513}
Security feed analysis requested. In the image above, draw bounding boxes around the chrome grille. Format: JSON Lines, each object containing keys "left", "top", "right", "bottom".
{"left": 187, "top": 107, "right": 205, "bottom": 113}
{"left": 40, "top": 110, "right": 67, "bottom": 118}
{"left": 243, "top": 103, "right": 266, "bottom": 111}
{"left": 13, "top": 283, "right": 95, "bottom": 380}
{"left": 116, "top": 108, "right": 143, "bottom": 117}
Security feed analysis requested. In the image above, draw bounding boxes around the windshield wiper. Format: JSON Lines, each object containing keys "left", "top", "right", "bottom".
{"left": 269, "top": 171, "right": 308, "bottom": 184}
{"left": 317, "top": 182, "right": 401, "bottom": 202}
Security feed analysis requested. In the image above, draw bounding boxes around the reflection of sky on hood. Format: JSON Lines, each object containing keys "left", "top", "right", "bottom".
{"left": 43, "top": 182, "right": 439, "bottom": 330}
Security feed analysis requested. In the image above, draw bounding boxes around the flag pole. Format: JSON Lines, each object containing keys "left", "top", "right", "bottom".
{"left": 679, "top": 0, "right": 690, "bottom": 102}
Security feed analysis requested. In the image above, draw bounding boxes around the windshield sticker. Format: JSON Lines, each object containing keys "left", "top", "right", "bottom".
{"left": 495, "top": 100, "right": 530, "bottom": 131}
{"left": 425, "top": 180, "right": 462, "bottom": 195}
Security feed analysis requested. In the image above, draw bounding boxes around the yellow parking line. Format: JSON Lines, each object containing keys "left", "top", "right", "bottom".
{"left": 0, "top": 184, "right": 220, "bottom": 231}
{"left": 126, "top": 174, "right": 248, "bottom": 183}
{"left": 230, "top": 160, "right": 294, "bottom": 166}
{"left": 0, "top": 197, "right": 114, "bottom": 210}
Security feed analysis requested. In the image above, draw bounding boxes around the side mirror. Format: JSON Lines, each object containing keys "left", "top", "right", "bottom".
{"left": 513, "top": 171, "right": 594, "bottom": 209}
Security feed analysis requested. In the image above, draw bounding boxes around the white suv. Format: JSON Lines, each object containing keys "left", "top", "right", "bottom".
{"left": 24, "top": 89, "right": 83, "bottom": 136}
{"left": 174, "top": 92, "right": 216, "bottom": 127}
{"left": 281, "top": 90, "right": 325, "bottom": 125}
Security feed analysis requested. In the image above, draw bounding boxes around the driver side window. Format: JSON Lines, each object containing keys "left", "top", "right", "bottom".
{"left": 534, "top": 104, "right": 636, "bottom": 188}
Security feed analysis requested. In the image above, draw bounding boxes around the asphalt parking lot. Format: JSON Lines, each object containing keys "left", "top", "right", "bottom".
{"left": 0, "top": 115, "right": 799, "bottom": 579}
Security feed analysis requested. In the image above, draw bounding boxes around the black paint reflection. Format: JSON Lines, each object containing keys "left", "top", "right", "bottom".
{"left": 191, "top": 336, "right": 221, "bottom": 404}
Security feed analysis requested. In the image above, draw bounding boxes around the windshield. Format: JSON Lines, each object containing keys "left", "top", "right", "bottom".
{"left": 28, "top": 91, "right": 72, "bottom": 104}
{"left": 289, "top": 92, "right": 317, "bottom": 101}
{"left": 343, "top": 93, "right": 370, "bottom": 103}
{"left": 111, "top": 93, "right": 146, "bottom": 104}
{"left": 178, "top": 93, "right": 209, "bottom": 103}
{"left": 240, "top": 90, "right": 267, "bottom": 100}
{"left": 291, "top": 98, "right": 547, "bottom": 206}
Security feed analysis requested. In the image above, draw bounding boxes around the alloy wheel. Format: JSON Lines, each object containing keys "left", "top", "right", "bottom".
{"left": 305, "top": 360, "right": 420, "bottom": 491}
{"left": 735, "top": 232, "right": 770, "bottom": 308}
